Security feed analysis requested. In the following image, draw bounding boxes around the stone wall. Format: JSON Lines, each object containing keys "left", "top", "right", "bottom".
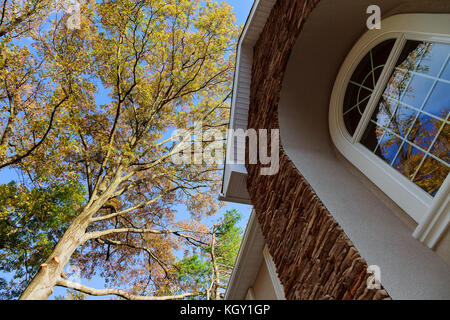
{"left": 245, "top": 0, "right": 390, "bottom": 300}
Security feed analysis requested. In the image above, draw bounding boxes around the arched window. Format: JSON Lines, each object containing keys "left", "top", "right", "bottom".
{"left": 330, "top": 14, "right": 450, "bottom": 247}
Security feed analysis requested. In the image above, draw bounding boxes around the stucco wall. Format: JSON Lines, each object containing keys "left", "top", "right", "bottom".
{"left": 277, "top": 0, "right": 450, "bottom": 299}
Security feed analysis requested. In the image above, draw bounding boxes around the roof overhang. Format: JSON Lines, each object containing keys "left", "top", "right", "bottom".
{"left": 224, "top": 209, "right": 265, "bottom": 299}
{"left": 219, "top": 0, "right": 276, "bottom": 204}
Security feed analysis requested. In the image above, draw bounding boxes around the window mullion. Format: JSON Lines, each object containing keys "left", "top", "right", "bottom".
{"left": 351, "top": 35, "right": 406, "bottom": 144}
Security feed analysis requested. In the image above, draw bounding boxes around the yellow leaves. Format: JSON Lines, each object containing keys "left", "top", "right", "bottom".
{"left": 2, "top": 0, "right": 236, "bottom": 214}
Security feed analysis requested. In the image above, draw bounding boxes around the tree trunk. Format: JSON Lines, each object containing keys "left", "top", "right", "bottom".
{"left": 210, "top": 232, "right": 221, "bottom": 300}
{"left": 19, "top": 179, "right": 118, "bottom": 299}
{"left": 19, "top": 215, "right": 90, "bottom": 300}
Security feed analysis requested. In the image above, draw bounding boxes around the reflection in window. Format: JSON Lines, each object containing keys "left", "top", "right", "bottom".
{"left": 360, "top": 41, "right": 450, "bottom": 196}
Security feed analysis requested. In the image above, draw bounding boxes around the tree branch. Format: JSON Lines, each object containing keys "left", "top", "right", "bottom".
{"left": 90, "top": 193, "right": 164, "bottom": 223}
{"left": 95, "top": 238, "right": 172, "bottom": 279}
{"left": 56, "top": 278, "right": 200, "bottom": 300}
{"left": 84, "top": 227, "right": 208, "bottom": 246}
{"left": 0, "top": 94, "right": 69, "bottom": 169}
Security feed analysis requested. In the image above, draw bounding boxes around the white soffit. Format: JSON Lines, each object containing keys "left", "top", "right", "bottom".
{"left": 225, "top": 210, "right": 265, "bottom": 299}
{"left": 229, "top": 0, "right": 276, "bottom": 133}
{"left": 220, "top": 0, "right": 276, "bottom": 203}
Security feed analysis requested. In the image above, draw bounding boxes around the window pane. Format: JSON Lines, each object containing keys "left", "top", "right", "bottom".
{"left": 429, "top": 124, "right": 449, "bottom": 164}
{"left": 375, "top": 127, "right": 403, "bottom": 164}
{"left": 343, "top": 83, "right": 372, "bottom": 135}
{"left": 414, "top": 42, "right": 450, "bottom": 77}
{"left": 360, "top": 40, "right": 450, "bottom": 196}
{"left": 407, "top": 113, "right": 443, "bottom": 151}
{"left": 360, "top": 120, "right": 385, "bottom": 153}
{"left": 422, "top": 81, "right": 450, "bottom": 118}
{"left": 441, "top": 58, "right": 450, "bottom": 81}
{"left": 343, "top": 39, "right": 396, "bottom": 136}
{"left": 412, "top": 156, "right": 449, "bottom": 197}
{"left": 401, "top": 74, "right": 434, "bottom": 108}
{"left": 386, "top": 104, "right": 418, "bottom": 139}
{"left": 392, "top": 144, "right": 424, "bottom": 180}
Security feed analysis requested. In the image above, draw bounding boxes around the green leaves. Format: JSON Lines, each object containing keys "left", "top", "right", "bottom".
{"left": 214, "top": 209, "right": 241, "bottom": 267}
{"left": 176, "top": 254, "right": 211, "bottom": 292}
{"left": 0, "top": 181, "right": 85, "bottom": 299}
{"left": 174, "top": 210, "right": 242, "bottom": 299}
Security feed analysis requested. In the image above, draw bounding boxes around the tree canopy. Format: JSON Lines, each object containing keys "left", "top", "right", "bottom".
{"left": 0, "top": 0, "right": 241, "bottom": 300}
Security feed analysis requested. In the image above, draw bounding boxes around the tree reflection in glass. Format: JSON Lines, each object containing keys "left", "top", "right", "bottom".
{"left": 360, "top": 41, "right": 450, "bottom": 196}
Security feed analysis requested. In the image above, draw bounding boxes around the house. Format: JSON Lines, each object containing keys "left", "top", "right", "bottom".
{"left": 220, "top": 0, "right": 450, "bottom": 300}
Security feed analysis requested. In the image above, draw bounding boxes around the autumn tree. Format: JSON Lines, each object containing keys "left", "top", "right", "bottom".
{"left": 0, "top": 0, "right": 47, "bottom": 39}
{"left": 54, "top": 289, "right": 87, "bottom": 300}
{"left": 0, "top": 0, "right": 79, "bottom": 169}
{"left": 0, "top": 0, "right": 239, "bottom": 299}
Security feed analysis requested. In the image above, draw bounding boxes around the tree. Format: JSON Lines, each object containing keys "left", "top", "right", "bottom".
{"left": 54, "top": 289, "right": 87, "bottom": 300}
{"left": 0, "top": 181, "right": 85, "bottom": 299}
{"left": 175, "top": 209, "right": 242, "bottom": 300}
{"left": 0, "top": 0, "right": 76, "bottom": 169}
{"left": 0, "top": 0, "right": 239, "bottom": 300}
{"left": 0, "top": 0, "right": 47, "bottom": 39}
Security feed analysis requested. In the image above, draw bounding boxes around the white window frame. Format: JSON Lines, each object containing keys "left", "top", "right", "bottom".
{"left": 329, "top": 14, "right": 450, "bottom": 248}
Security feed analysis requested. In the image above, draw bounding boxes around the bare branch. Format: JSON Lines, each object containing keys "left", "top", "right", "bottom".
{"left": 56, "top": 278, "right": 201, "bottom": 300}
{"left": 90, "top": 193, "right": 164, "bottom": 223}
{"left": 84, "top": 227, "right": 208, "bottom": 246}
{"left": 95, "top": 238, "right": 172, "bottom": 278}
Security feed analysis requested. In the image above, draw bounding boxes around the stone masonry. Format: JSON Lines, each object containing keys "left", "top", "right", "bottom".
{"left": 245, "top": 0, "right": 390, "bottom": 300}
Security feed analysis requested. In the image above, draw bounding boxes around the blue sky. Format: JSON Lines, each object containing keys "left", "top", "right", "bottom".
{"left": 0, "top": 0, "right": 254, "bottom": 299}
{"left": 226, "top": 0, "right": 254, "bottom": 26}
